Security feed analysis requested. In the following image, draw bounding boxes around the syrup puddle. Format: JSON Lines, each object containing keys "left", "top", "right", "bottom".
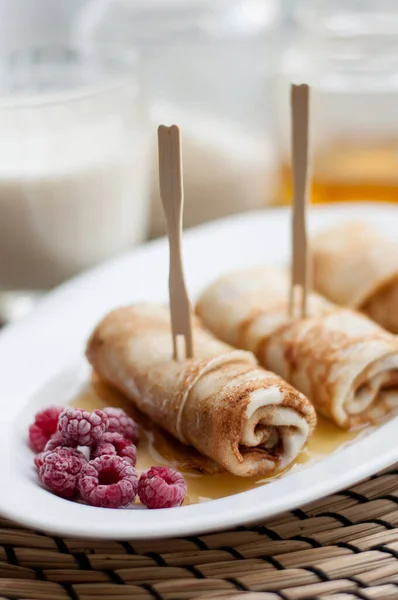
{"left": 71, "top": 374, "right": 371, "bottom": 505}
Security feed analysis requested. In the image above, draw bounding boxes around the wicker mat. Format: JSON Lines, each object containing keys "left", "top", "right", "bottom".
{"left": 2, "top": 466, "right": 398, "bottom": 600}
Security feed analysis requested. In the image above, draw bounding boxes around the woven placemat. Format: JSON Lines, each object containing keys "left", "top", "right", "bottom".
{"left": 1, "top": 465, "right": 398, "bottom": 600}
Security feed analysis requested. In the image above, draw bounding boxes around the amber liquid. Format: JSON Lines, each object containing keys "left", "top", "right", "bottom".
{"left": 279, "top": 140, "right": 398, "bottom": 205}
{"left": 72, "top": 375, "right": 369, "bottom": 505}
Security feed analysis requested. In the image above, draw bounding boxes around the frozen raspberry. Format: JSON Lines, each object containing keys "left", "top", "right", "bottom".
{"left": 36, "top": 436, "right": 79, "bottom": 469}
{"left": 91, "top": 440, "right": 115, "bottom": 457}
{"left": 39, "top": 447, "right": 87, "bottom": 499}
{"left": 78, "top": 455, "right": 138, "bottom": 508}
{"left": 58, "top": 408, "right": 108, "bottom": 446}
{"left": 28, "top": 406, "right": 64, "bottom": 452}
{"left": 44, "top": 432, "right": 77, "bottom": 452}
{"left": 34, "top": 453, "right": 45, "bottom": 469}
{"left": 91, "top": 432, "right": 136, "bottom": 466}
{"left": 138, "top": 466, "right": 187, "bottom": 509}
{"left": 103, "top": 407, "right": 139, "bottom": 444}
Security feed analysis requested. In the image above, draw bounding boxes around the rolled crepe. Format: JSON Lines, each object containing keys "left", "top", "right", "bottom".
{"left": 196, "top": 267, "right": 398, "bottom": 429}
{"left": 86, "top": 303, "right": 316, "bottom": 477}
{"left": 312, "top": 221, "right": 398, "bottom": 333}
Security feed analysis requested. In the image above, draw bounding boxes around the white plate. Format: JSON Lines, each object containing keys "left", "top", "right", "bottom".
{"left": 1, "top": 202, "right": 398, "bottom": 540}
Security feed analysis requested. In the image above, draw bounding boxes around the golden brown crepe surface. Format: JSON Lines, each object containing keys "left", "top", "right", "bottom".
{"left": 312, "top": 221, "right": 398, "bottom": 332}
{"left": 196, "top": 267, "right": 398, "bottom": 429}
{"left": 86, "top": 303, "right": 316, "bottom": 477}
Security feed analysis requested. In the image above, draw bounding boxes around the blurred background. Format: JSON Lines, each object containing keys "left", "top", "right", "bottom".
{"left": 0, "top": 0, "right": 396, "bottom": 321}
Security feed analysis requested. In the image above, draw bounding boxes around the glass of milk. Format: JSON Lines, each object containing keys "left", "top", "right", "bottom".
{"left": 0, "top": 44, "right": 151, "bottom": 319}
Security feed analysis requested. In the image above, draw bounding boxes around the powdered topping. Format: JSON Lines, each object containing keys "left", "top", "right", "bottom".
{"left": 138, "top": 466, "right": 187, "bottom": 509}
{"left": 38, "top": 447, "right": 87, "bottom": 499}
{"left": 78, "top": 455, "right": 138, "bottom": 508}
{"left": 103, "top": 407, "right": 139, "bottom": 443}
{"left": 30, "top": 404, "right": 181, "bottom": 509}
{"left": 44, "top": 432, "right": 77, "bottom": 452}
{"left": 91, "top": 431, "right": 137, "bottom": 466}
{"left": 58, "top": 407, "right": 109, "bottom": 446}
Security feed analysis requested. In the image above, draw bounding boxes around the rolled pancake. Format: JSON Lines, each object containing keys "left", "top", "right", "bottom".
{"left": 86, "top": 303, "right": 316, "bottom": 477}
{"left": 196, "top": 267, "right": 398, "bottom": 429}
{"left": 312, "top": 221, "right": 398, "bottom": 333}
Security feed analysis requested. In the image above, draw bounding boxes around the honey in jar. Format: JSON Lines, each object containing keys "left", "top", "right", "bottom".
{"left": 276, "top": 1, "right": 398, "bottom": 206}
{"left": 279, "top": 139, "right": 398, "bottom": 205}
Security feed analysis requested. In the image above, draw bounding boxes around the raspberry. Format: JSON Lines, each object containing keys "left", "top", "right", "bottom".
{"left": 44, "top": 432, "right": 77, "bottom": 452}
{"left": 58, "top": 408, "right": 108, "bottom": 446}
{"left": 103, "top": 407, "right": 139, "bottom": 443}
{"left": 138, "top": 467, "right": 187, "bottom": 509}
{"left": 91, "top": 440, "right": 115, "bottom": 457}
{"left": 35, "top": 438, "right": 77, "bottom": 468}
{"left": 34, "top": 453, "right": 45, "bottom": 469}
{"left": 28, "top": 406, "right": 64, "bottom": 452}
{"left": 78, "top": 455, "right": 138, "bottom": 508}
{"left": 39, "top": 447, "right": 87, "bottom": 499}
{"left": 91, "top": 432, "right": 136, "bottom": 466}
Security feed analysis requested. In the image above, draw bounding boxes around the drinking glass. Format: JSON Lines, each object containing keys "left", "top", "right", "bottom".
{"left": 0, "top": 43, "right": 151, "bottom": 321}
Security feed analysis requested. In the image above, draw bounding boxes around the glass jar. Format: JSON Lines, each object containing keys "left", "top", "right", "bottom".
{"left": 277, "top": 0, "right": 398, "bottom": 205}
{"left": 79, "top": 0, "right": 282, "bottom": 236}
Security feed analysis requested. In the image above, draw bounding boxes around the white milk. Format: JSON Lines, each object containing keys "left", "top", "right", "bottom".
{"left": 0, "top": 80, "right": 151, "bottom": 289}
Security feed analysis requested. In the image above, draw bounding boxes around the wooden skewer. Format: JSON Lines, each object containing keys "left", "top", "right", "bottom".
{"left": 158, "top": 124, "right": 193, "bottom": 360}
{"left": 289, "top": 83, "right": 311, "bottom": 319}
